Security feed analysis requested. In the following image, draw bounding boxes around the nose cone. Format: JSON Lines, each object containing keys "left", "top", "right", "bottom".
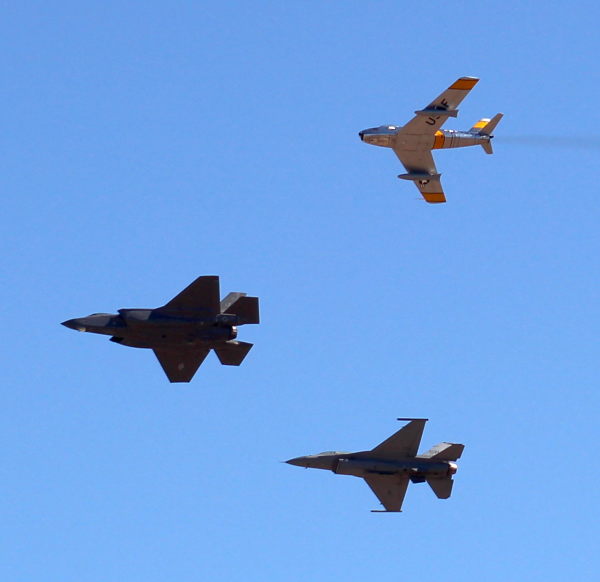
{"left": 61, "top": 318, "right": 86, "bottom": 332}
{"left": 285, "top": 456, "right": 309, "bottom": 468}
{"left": 359, "top": 131, "right": 364, "bottom": 141}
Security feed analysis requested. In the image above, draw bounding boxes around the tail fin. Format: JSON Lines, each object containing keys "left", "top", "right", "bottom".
{"left": 472, "top": 112, "right": 503, "bottom": 154}
{"left": 470, "top": 113, "right": 503, "bottom": 136}
{"left": 223, "top": 295, "right": 260, "bottom": 324}
{"left": 418, "top": 442, "right": 464, "bottom": 461}
{"left": 478, "top": 113, "right": 503, "bottom": 136}
{"left": 427, "top": 477, "right": 454, "bottom": 499}
{"left": 470, "top": 118, "right": 490, "bottom": 133}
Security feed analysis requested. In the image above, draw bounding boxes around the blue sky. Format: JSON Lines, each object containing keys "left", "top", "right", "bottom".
{"left": 1, "top": 2, "right": 599, "bottom": 580}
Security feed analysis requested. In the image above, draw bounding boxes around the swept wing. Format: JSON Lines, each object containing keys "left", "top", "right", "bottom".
{"left": 395, "top": 149, "right": 445, "bottom": 204}
{"left": 160, "top": 275, "right": 221, "bottom": 315}
{"left": 400, "top": 76, "right": 479, "bottom": 135}
{"left": 370, "top": 418, "right": 427, "bottom": 459}
{"left": 364, "top": 476, "right": 410, "bottom": 512}
{"left": 153, "top": 348, "right": 210, "bottom": 383}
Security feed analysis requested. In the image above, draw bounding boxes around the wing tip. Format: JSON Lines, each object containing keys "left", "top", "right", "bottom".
{"left": 450, "top": 77, "right": 479, "bottom": 90}
{"left": 422, "top": 193, "right": 446, "bottom": 204}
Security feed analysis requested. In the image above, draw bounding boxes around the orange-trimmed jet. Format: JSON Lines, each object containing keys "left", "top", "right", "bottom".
{"left": 359, "top": 77, "right": 502, "bottom": 203}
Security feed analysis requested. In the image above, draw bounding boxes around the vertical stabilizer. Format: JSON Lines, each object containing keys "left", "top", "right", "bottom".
{"left": 223, "top": 296, "right": 260, "bottom": 324}
{"left": 478, "top": 113, "right": 503, "bottom": 136}
{"left": 469, "top": 118, "right": 491, "bottom": 133}
{"left": 470, "top": 113, "right": 503, "bottom": 136}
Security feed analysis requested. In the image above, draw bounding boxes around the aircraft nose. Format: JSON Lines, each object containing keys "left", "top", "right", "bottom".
{"left": 61, "top": 318, "right": 86, "bottom": 332}
{"left": 285, "top": 456, "right": 308, "bottom": 468}
{"left": 358, "top": 131, "right": 364, "bottom": 141}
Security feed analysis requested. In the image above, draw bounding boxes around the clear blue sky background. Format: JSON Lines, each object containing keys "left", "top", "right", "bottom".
{"left": 1, "top": 2, "right": 599, "bottom": 580}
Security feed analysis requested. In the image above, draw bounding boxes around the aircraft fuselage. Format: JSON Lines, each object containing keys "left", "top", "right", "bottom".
{"left": 62, "top": 310, "right": 239, "bottom": 349}
{"left": 359, "top": 125, "right": 490, "bottom": 151}
{"left": 286, "top": 451, "right": 457, "bottom": 479}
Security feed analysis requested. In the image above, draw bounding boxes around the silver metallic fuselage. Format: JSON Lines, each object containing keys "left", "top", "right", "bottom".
{"left": 359, "top": 125, "right": 490, "bottom": 151}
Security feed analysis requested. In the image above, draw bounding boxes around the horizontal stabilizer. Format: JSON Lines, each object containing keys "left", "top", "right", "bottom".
{"left": 213, "top": 340, "right": 253, "bottom": 366}
{"left": 418, "top": 442, "right": 464, "bottom": 461}
{"left": 427, "top": 477, "right": 454, "bottom": 499}
{"left": 223, "top": 296, "right": 260, "bottom": 324}
{"left": 481, "top": 140, "right": 493, "bottom": 154}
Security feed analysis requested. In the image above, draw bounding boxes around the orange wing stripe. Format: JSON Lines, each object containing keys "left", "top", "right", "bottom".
{"left": 422, "top": 192, "right": 446, "bottom": 204}
{"left": 449, "top": 78, "right": 479, "bottom": 91}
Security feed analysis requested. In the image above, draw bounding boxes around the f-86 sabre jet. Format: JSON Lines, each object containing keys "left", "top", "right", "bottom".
{"left": 62, "top": 275, "right": 259, "bottom": 383}
{"left": 286, "top": 419, "right": 463, "bottom": 512}
{"left": 359, "top": 76, "right": 502, "bottom": 203}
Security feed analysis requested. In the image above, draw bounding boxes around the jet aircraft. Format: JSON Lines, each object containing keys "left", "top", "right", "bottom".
{"left": 359, "top": 76, "right": 503, "bottom": 203}
{"left": 62, "top": 275, "right": 259, "bottom": 382}
{"left": 286, "top": 418, "right": 463, "bottom": 512}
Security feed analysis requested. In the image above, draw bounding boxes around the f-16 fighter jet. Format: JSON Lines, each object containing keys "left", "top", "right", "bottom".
{"left": 62, "top": 275, "right": 259, "bottom": 383}
{"left": 359, "top": 76, "right": 503, "bottom": 203}
{"left": 286, "top": 419, "right": 463, "bottom": 512}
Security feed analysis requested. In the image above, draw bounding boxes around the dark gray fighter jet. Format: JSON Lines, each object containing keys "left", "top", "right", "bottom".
{"left": 62, "top": 275, "right": 259, "bottom": 383}
{"left": 286, "top": 419, "right": 463, "bottom": 512}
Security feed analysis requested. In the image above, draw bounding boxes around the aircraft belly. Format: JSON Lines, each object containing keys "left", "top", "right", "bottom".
{"left": 111, "top": 328, "right": 227, "bottom": 350}
{"left": 419, "top": 134, "right": 435, "bottom": 149}
{"left": 335, "top": 458, "right": 450, "bottom": 478}
{"left": 394, "top": 134, "right": 420, "bottom": 151}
